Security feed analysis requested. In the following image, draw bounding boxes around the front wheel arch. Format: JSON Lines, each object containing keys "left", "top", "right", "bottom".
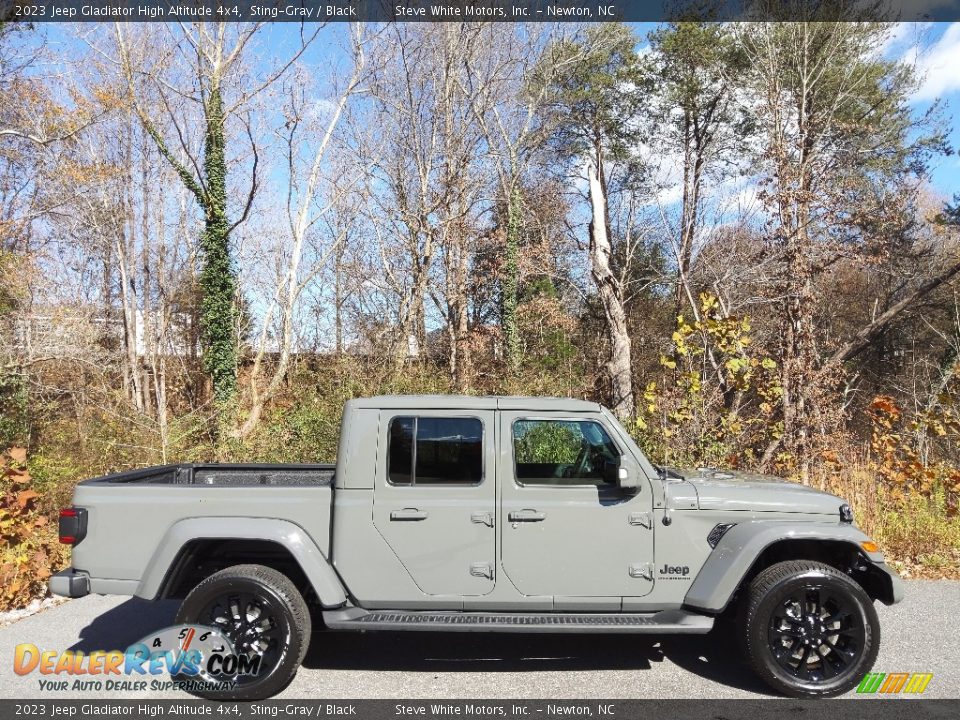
{"left": 689, "top": 534, "right": 892, "bottom": 615}
{"left": 738, "top": 539, "right": 893, "bottom": 604}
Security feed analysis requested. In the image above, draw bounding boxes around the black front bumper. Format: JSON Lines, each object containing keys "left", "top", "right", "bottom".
{"left": 49, "top": 568, "right": 90, "bottom": 598}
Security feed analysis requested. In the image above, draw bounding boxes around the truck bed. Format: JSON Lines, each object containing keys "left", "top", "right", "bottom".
{"left": 81, "top": 463, "right": 335, "bottom": 486}
{"left": 69, "top": 463, "right": 336, "bottom": 597}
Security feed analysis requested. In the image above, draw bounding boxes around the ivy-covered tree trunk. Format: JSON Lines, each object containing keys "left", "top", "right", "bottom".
{"left": 198, "top": 86, "right": 238, "bottom": 405}
{"left": 502, "top": 184, "right": 522, "bottom": 373}
{"left": 116, "top": 26, "right": 246, "bottom": 412}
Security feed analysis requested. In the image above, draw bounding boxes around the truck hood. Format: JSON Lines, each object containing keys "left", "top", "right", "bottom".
{"left": 665, "top": 467, "right": 845, "bottom": 516}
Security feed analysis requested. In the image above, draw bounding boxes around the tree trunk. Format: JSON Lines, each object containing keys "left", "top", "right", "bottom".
{"left": 334, "top": 241, "right": 345, "bottom": 355}
{"left": 675, "top": 111, "right": 700, "bottom": 317}
{"left": 395, "top": 239, "right": 431, "bottom": 366}
{"left": 451, "top": 222, "right": 472, "bottom": 394}
{"left": 115, "top": 229, "right": 144, "bottom": 413}
{"left": 198, "top": 84, "right": 238, "bottom": 406}
{"left": 588, "top": 157, "right": 634, "bottom": 420}
{"left": 502, "top": 184, "right": 521, "bottom": 373}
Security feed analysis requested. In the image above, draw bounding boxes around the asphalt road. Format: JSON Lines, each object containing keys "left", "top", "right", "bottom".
{"left": 1, "top": 580, "right": 957, "bottom": 700}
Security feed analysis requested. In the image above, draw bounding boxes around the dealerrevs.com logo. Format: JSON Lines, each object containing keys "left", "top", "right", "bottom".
{"left": 12, "top": 624, "right": 260, "bottom": 693}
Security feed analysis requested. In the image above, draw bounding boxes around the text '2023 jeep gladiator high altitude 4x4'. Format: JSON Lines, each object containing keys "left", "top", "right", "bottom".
{"left": 51, "top": 395, "right": 902, "bottom": 700}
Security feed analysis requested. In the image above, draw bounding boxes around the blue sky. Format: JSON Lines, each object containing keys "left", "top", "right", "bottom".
{"left": 882, "top": 22, "right": 960, "bottom": 198}
{"left": 40, "top": 21, "right": 960, "bottom": 201}
{"left": 887, "top": 23, "right": 960, "bottom": 197}
{"left": 287, "top": 21, "right": 960, "bottom": 202}
{"left": 635, "top": 21, "right": 960, "bottom": 202}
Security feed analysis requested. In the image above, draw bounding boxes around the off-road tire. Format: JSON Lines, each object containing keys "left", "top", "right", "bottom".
{"left": 175, "top": 563, "right": 311, "bottom": 701}
{"left": 743, "top": 560, "right": 879, "bottom": 698}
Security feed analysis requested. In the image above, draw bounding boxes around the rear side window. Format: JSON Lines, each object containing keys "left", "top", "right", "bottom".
{"left": 387, "top": 416, "right": 483, "bottom": 485}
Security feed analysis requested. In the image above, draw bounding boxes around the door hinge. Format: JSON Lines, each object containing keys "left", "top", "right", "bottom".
{"left": 628, "top": 563, "right": 654, "bottom": 581}
{"left": 470, "top": 562, "right": 494, "bottom": 580}
{"left": 470, "top": 511, "right": 494, "bottom": 527}
{"left": 628, "top": 512, "right": 652, "bottom": 529}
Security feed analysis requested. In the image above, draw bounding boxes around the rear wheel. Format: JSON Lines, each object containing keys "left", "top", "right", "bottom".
{"left": 175, "top": 564, "right": 310, "bottom": 700}
{"left": 743, "top": 560, "right": 879, "bottom": 697}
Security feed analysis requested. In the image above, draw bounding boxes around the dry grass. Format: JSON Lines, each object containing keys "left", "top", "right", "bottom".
{"left": 813, "top": 461, "right": 960, "bottom": 579}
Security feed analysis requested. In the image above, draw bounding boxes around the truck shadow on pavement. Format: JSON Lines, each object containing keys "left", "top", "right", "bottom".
{"left": 67, "top": 599, "right": 770, "bottom": 695}
{"left": 303, "top": 628, "right": 772, "bottom": 695}
{"left": 68, "top": 598, "right": 179, "bottom": 654}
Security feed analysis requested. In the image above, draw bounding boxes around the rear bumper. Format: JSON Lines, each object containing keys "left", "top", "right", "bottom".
{"left": 49, "top": 568, "right": 90, "bottom": 598}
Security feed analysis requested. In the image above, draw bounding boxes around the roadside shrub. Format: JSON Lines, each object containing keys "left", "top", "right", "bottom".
{"left": 631, "top": 293, "right": 782, "bottom": 469}
{"left": 0, "top": 447, "right": 69, "bottom": 611}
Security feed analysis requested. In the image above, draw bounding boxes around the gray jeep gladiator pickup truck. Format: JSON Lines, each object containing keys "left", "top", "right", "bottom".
{"left": 51, "top": 395, "right": 902, "bottom": 700}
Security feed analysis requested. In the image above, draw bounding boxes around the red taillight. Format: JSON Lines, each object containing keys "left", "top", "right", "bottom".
{"left": 59, "top": 508, "right": 84, "bottom": 545}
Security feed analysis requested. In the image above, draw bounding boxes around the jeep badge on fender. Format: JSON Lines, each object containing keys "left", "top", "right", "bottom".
{"left": 50, "top": 395, "right": 903, "bottom": 700}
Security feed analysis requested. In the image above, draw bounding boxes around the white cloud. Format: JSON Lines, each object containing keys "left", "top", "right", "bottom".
{"left": 880, "top": 22, "right": 930, "bottom": 56}
{"left": 309, "top": 98, "right": 338, "bottom": 120}
{"left": 905, "top": 22, "right": 960, "bottom": 102}
{"left": 656, "top": 182, "right": 684, "bottom": 206}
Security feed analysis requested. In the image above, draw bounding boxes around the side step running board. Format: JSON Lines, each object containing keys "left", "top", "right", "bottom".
{"left": 322, "top": 608, "right": 714, "bottom": 634}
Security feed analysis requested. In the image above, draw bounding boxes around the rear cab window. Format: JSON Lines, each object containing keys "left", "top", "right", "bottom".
{"left": 387, "top": 416, "right": 483, "bottom": 485}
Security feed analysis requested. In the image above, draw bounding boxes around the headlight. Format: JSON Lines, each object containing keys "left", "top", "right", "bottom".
{"left": 840, "top": 503, "right": 854, "bottom": 523}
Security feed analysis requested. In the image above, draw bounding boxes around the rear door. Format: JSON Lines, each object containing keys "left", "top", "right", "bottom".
{"left": 499, "top": 412, "right": 655, "bottom": 599}
{"left": 373, "top": 410, "right": 496, "bottom": 596}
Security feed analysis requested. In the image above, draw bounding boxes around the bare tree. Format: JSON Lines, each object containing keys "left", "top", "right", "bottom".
{"left": 542, "top": 24, "right": 646, "bottom": 419}
{"left": 739, "top": 22, "right": 949, "bottom": 477}
{"left": 465, "top": 23, "right": 580, "bottom": 374}
{"left": 357, "top": 24, "right": 490, "bottom": 390}
{"left": 114, "top": 22, "right": 319, "bottom": 407}
{"left": 234, "top": 25, "right": 368, "bottom": 438}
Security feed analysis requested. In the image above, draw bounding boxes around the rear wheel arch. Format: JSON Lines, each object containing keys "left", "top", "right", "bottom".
{"left": 158, "top": 538, "right": 311, "bottom": 601}
{"left": 137, "top": 518, "right": 347, "bottom": 608}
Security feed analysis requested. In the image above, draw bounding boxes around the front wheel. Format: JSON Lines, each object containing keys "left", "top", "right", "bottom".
{"left": 743, "top": 560, "right": 880, "bottom": 697}
{"left": 174, "top": 564, "right": 310, "bottom": 700}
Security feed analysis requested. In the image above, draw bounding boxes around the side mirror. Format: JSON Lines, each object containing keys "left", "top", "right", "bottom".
{"left": 604, "top": 457, "right": 638, "bottom": 490}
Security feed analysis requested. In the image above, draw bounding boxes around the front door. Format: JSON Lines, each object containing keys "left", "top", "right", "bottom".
{"left": 373, "top": 409, "right": 496, "bottom": 596}
{"left": 499, "top": 412, "right": 655, "bottom": 598}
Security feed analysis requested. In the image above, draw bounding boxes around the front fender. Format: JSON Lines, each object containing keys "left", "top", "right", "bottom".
{"left": 683, "top": 520, "right": 897, "bottom": 612}
{"left": 136, "top": 517, "right": 347, "bottom": 608}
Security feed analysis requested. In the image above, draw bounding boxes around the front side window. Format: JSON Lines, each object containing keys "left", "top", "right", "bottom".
{"left": 513, "top": 419, "right": 619, "bottom": 486}
{"left": 388, "top": 416, "right": 483, "bottom": 485}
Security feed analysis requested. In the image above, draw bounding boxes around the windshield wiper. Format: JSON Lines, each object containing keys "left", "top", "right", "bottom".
{"left": 653, "top": 464, "right": 684, "bottom": 480}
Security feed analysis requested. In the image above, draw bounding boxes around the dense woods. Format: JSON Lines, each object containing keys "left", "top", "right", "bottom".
{"left": 2, "top": 20, "right": 960, "bottom": 609}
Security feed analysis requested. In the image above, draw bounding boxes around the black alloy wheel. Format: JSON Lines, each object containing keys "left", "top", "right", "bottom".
{"left": 768, "top": 586, "right": 864, "bottom": 681}
{"left": 199, "top": 589, "right": 287, "bottom": 678}
{"left": 174, "top": 564, "right": 310, "bottom": 700}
